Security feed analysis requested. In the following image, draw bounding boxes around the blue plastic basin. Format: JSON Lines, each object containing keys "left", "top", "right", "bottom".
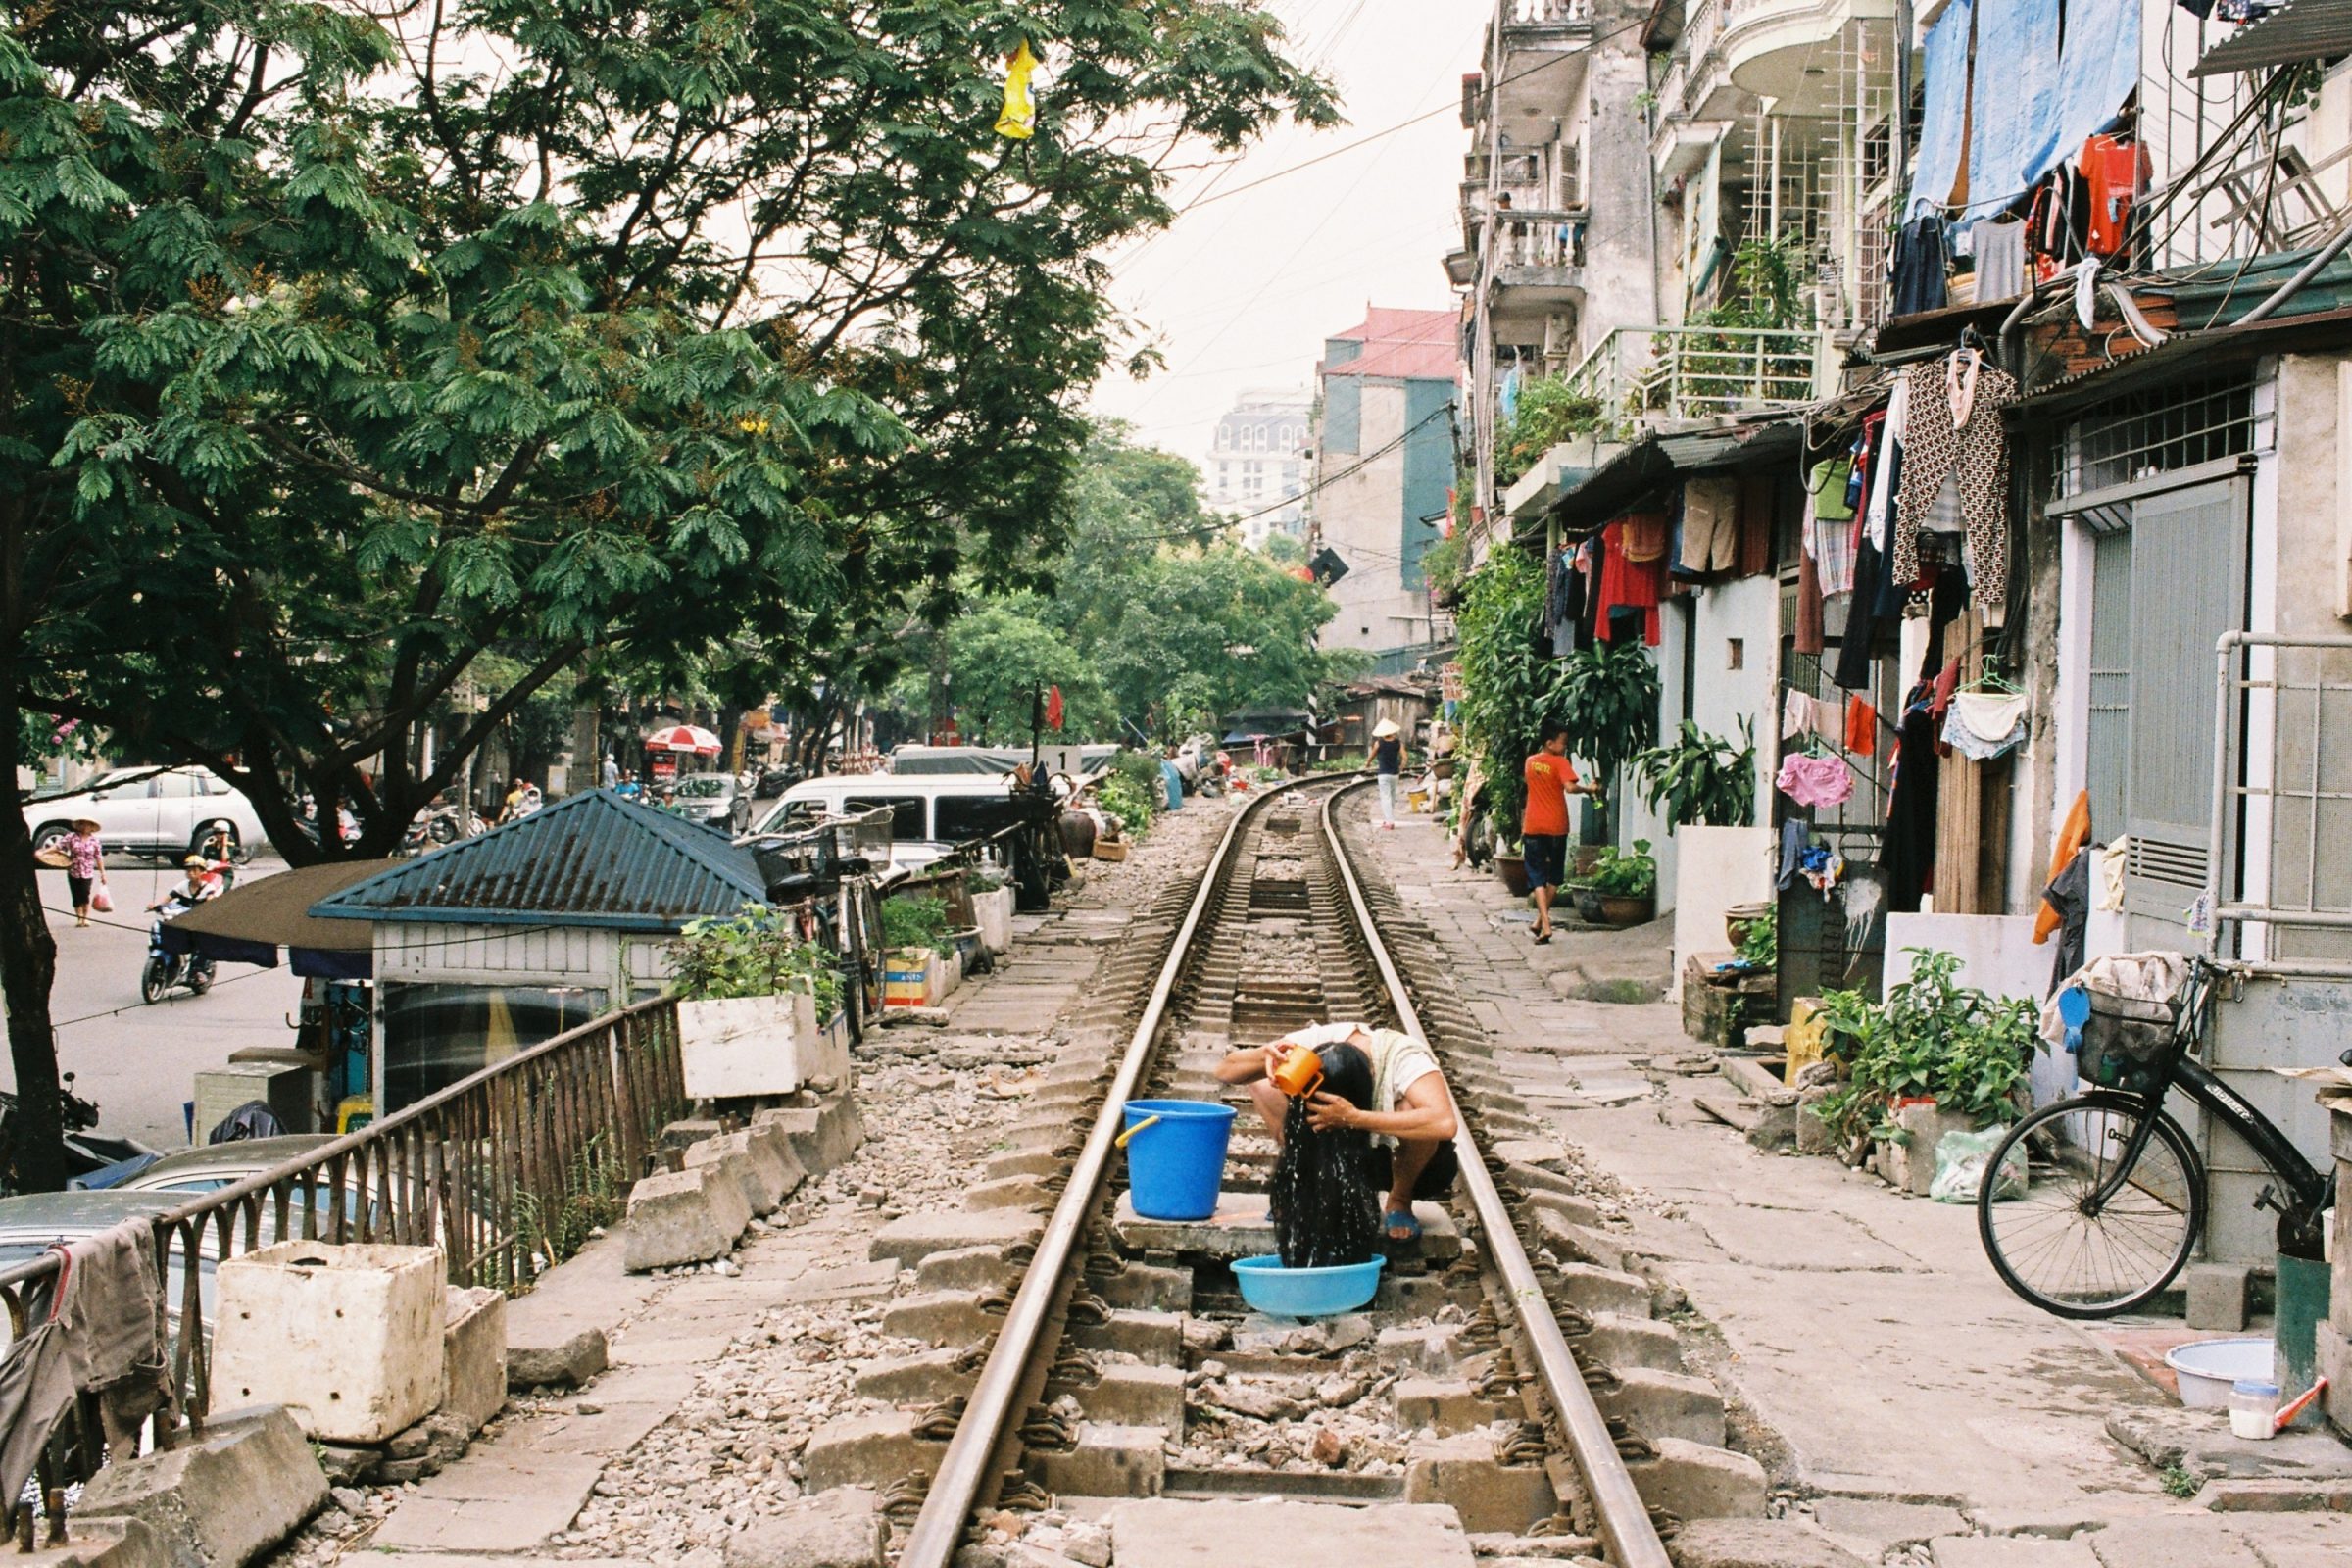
{"left": 1232, "top": 1254, "right": 1386, "bottom": 1316}
{"left": 1121, "top": 1099, "right": 1236, "bottom": 1221}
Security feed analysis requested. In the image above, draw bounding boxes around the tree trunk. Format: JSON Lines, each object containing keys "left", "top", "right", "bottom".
{"left": 0, "top": 690, "right": 68, "bottom": 1193}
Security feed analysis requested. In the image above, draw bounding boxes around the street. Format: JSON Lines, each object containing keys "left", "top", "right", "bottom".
{"left": 12, "top": 856, "right": 306, "bottom": 1151}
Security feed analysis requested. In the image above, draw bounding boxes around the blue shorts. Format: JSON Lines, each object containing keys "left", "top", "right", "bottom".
{"left": 1523, "top": 834, "right": 1567, "bottom": 889}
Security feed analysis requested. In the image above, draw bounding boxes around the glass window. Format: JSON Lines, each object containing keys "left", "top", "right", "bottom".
{"left": 381, "top": 983, "right": 611, "bottom": 1112}
{"left": 847, "top": 796, "right": 926, "bottom": 840}
{"left": 153, "top": 773, "right": 198, "bottom": 799}
{"left": 934, "top": 793, "right": 1020, "bottom": 843}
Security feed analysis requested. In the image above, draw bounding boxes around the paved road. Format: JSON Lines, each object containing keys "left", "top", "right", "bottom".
{"left": 7, "top": 855, "right": 307, "bottom": 1150}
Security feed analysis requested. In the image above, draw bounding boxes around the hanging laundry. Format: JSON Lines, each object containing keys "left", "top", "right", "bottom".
{"left": 2033, "top": 791, "right": 2093, "bottom": 944}
{"left": 1680, "top": 478, "right": 1740, "bottom": 573}
{"left": 1970, "top": 216, "right": 2029, "bottom": 300}
{"left": 1844, "top": 695, "right": 1879, "bottom": 756}
{"left": 1781, "top": 689, "right": 1839, "bottom": 743}
{"left": 1595, "top": 518, "right": 1664, "bottom": 646}
{"left": 1800, "top": 844, "right": 1846, "bottom": 897}
{"left": 1738, "top": 474, "right": 1776, "bottom": 577}
{"left": 2096, "top": 838, "right": 2130, "bottom": 912}
{"left": 1810, "top": 457, "right": 1855, "bottom": 522}
{"left": 1777, "top": 818, "right": 1813, "bottom": 891}
{"left": 2080, "top": 133, "right": 2142, "bottom": 259}
{"left": 1795, "top": 539, "right": 1826, "bottom": 656}
{"left": 1910, "top": 0, "right": 1975, "bottom": 219}
{"left": 1882, "top": 682, "right": 1944, "bottom": 913}
{"left": 1545, "top": 542, "right": 1586, "bottom": 657}
{"left": 1776, "top": 751, "right": 1854, "bottom": 809}
{"left": 1892, "top": 353, "right": 2019, "bottom": 615}
{"left": 1941, "top": 690, "right": 2028, "bottom": 760}
{"left": 1966, "top": 0, "right": 2063, "bottom": 221}
{"left": 1889, "top": 216, "right": 1950, "bottom": 317}
{"left": 1622, "top": 512, "right": 1669, "bottom": 563}
{"left": 2042, "top": 852, "right": 2091, "bottom": 993}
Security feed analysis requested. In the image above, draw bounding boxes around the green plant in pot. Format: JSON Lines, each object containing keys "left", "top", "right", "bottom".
{"left": 1582, "top": 838, "right": 1658, "bottom": 926}
{"left": 1633, "top": 718, "right": 1755, "bottom": 828}
{"left": 1550, "top": 641, "right": 1660, "bottom": 844}
{"left": 1811, "top": 948, "right": 2036, "bottom": 1146}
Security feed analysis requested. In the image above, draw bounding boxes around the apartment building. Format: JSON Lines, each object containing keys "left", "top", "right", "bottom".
{"left": 1448, "top": 0, "right": 2352, "bottom": 1269}
{"left": 1201, "top": 388, "right": 1313, "bottom": 550}
{"left": 1305, "top": 307, "right": 1461, "bottom": 667}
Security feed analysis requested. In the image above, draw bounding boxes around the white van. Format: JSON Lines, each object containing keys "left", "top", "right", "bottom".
{"left": 751, "top": 774, "right": 1032, "bottom": 867}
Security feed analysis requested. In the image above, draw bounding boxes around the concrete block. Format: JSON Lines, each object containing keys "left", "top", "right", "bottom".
{"left": 724, "top": 1485, "right": 886, "bottom": 1568}
{"left": 746, "top": 1119, "right": 808, "bottom": 1199}
{"left": 1374, "top": 1274, "right": 1455, "bottom": 1316}
{"left": 1551, "top": 1262, "right": 1653, "bottom": 1319}
{"left": 857, "top": 1347, "right": 978, "bottom": 1404}
{"left": 1930, "top": 1540, "right": 2100, "bottom": 1568}
{"left": 1091, "top": 1261, "right": 1193, "bottom": 1312}
{"left": 211, "top": 1243, "right": 445, "bottom": 1443}
{"left": 681, "top": 1143, "right": 765, "bottom": 1220}
{"left": 2184, "top": 1263, "right": 2253, "bottom": 1332}
{"left": 1795, "top": 1088, "right": 1838, "bottom": 1156}
{"left": 1069, "top": 1309, "right": 1183, "bottom": 1366}
{"left": 1574, "top": 1311, "right": 1686, "bottom": 1374}
{"left": 1534, "top": 1209, "right": 1628, "bottom": 1273}
{"left": 1673, "top": 1518, "right": 1868, "bottom": 1568}
{"left": 2317, "top": 1321, "right": 2352, "bottom": 1433}
{"left": 1811, "top": 1498, "right": 1969, "bottom": 1552}
{"left": 1029, "top": 1423, "right": 1166, "bottom": 1498}
{"left": 1079, "top": 1364, "right": 1187, "bottom": 1429}
{"left": 881, "top": 1289, "right": 1004, "bottom": 1348}
{"left": 441, "top": 1285, "right": 507, "bottom": 1435}
{"left": 76, "top": 1404, "right": 327, "bottom": 1568}
{"left": 1503, "top": 1162, "right": 1584, "bottom": 1200}
{"left": 1403, "top": 1433, "right": 1559, "bottom": 1535}
{"left": 508, "top": 1324, "right": 608, "bottom": 1390}
{"left": 1108, "top": 1498, "right": 1476, "bottom": 1568}
{"left": 754, "top": 1090, "right": 865, "bottom": 1177}
{"left": 1396, "top": 1378, "right": 1506, "bottom": 1434}
{"left": 801, "top": 1409, "right": 947, "bottom": 1494}
{"left": 622, "top": 1165, "right": 750, "bottom": 1272}
{"left": 1522, "top": 1189, "right": 1608, "bottom": 1231}
{"left": 984, "top": 1149, "right": 1065, "bottom": 1182}
{"left": 964, "top": 1175, "right": 1051, "bottom": 1211}
{"left": 661, "top": 1117, "right": 729, "bottom": 1151}
{"left": 917, "top": 1245, "right": 1017, "bottom": 1293}
{"left": 1379, "top": 1324, "right": 1471, "bottom": 1374}
{"left": 1589, "top": 1365, "right": 1724, "bottom": 1448}
{"left": 2083, "top": 1517, "right": 2265, "bottom": 1568}
{"left": 685, "top": 1131, "right": 789, "bottom": 1213}
{"left": 1625, "top": 1437, "right": 1767, "bottom": 1521}
{"left": 869, "top": 1208, "right": 1043, "bottom": 1267}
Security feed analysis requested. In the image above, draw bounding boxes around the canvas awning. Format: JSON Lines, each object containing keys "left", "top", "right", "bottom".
{"left": 159, "top": 859, "right": 394, "bottom": 979}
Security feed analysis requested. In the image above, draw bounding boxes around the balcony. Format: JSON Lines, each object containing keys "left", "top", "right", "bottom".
{"left": 1719, "top": 0, "right": 1896, "bottom": 112}
{"left": 1562, "top": 325, "right": 1827, "bottom": 428}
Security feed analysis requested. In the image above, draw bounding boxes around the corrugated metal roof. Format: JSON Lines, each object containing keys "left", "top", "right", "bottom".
{"left": 1540, "top": 418, "right": 1804, "bottom": 536}
{"left": 310, "top": 790, "right": 765, "bottom": 930}
{"left": 2193, "top": 0, "right": 2352, "bottom": 75}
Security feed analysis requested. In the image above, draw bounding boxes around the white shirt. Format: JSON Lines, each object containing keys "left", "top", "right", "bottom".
{"left": 1277, "top": 1021, "right": 1442, "bottom": 1147}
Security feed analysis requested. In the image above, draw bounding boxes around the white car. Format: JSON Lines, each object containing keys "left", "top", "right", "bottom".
{"left": 24, "top": 766, "right": 268, "bottom": 862}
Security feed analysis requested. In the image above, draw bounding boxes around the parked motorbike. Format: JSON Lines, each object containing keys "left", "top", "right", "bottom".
{"left": 0, "top": 1074, "right": 164, "bottom": 1192}
{"left": 403, "top": 801, "right": 486, "bottom": 853}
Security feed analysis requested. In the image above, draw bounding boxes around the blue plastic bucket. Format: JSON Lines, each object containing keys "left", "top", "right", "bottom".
{"left": 1121, "top": 1099, "right": 1236, "bottom": 1221}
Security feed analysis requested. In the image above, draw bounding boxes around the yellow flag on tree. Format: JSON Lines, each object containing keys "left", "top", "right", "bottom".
{"left": 996, "top": 41, "right": 1038, "bottom": 139}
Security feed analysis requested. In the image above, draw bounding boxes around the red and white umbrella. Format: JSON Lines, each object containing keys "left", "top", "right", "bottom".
{"left": 643, "top": 723, "right": 722, "bottom": 757}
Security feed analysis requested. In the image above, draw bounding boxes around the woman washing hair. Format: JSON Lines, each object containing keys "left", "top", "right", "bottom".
{"left": 1215, "top": 1021, "right": 1460, "bottom": 1260}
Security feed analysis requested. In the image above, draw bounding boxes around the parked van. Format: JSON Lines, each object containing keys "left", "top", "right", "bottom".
{"left": 751, "top": 774, "right": 1029, "bottom": 866}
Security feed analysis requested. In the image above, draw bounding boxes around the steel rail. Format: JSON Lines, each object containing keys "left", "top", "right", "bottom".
{"left": 1320, "top": 780, "right": 1673, "bottom": 1568}
{"left": 898, "top": 778, "right": 1326, "bottom": 1568}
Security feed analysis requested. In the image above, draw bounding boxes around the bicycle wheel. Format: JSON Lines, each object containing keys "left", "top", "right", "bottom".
{"left": 1979, "top": 1091, "right": 2206, "bottom": 1318}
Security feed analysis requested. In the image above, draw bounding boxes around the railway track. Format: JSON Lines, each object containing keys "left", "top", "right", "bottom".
{"left": 849, "top": 778, "right": 1754, "bottom": 1568}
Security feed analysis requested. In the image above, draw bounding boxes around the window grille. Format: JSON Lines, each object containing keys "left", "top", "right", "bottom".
{"left": 2050, "top": 375, "right": 2267, "bottom": 500}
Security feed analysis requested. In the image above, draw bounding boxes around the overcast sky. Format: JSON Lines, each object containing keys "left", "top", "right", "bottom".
{"left": 1085, "top": 0, "right": 1489, "bottom": 472}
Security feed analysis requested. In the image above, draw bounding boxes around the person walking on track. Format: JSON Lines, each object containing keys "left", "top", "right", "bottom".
{"left": 1370, "top": 718, "right": 1406, "bottom": 828}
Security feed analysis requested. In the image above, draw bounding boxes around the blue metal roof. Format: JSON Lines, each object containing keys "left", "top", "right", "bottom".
{"left": 309, "top": 790, "right": 765, "bottom": 931}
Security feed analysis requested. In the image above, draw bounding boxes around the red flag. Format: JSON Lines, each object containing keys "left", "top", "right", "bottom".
{"left": 1046, "top": 685, "right": 1065, "bottom": 729}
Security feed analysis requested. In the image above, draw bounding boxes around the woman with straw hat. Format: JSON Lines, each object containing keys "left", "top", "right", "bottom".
{"left": 61, "top": 817, "right": 106, "bottom": 927}
{"left": 1368, "top": 718, "right": 1406, "bottom": 829}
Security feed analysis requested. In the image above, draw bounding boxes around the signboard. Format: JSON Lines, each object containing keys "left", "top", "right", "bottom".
{"left": 1440, "top": 662, "right": 1466, "bottom": 703}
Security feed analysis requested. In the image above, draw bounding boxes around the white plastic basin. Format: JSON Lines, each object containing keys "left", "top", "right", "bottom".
{"left": 2164, "top": 1337, "right": 2274, "bottom": 1409}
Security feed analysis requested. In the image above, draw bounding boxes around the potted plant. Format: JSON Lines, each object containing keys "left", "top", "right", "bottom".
{"left": 1586, "top": 839, "right": 1658, "bottom": 927}
{"left": 1494, "top": 839, "right": 1531, "bottom": 898}
{"left": 1632, "top": 718, "right": 1756, "bottom": 828}
{"left": 667, "top": 907, "right": 848, "bottom": 1098}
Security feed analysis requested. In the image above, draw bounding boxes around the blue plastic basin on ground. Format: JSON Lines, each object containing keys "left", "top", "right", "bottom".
{"left": 1232, "top": 1254, "right": 1386, "bottom": 1316}
{"left": 1121, "top": 1099, "right": 1236, "bottom": 1221}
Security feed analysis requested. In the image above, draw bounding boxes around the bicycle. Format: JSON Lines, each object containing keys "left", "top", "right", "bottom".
{"left": 1978, "top": 954, "right": 2340, "bottom": 1319}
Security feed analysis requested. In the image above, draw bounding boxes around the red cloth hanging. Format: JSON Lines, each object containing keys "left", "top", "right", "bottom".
{"left": 1595, "top": 519, "right": 1663, "bottom": 646}
{"left": 2081, "top": 134, "right": 2141, "bottom": 259}
{"left": 1844, "top": 694, "right": 1879, "bottom": 756}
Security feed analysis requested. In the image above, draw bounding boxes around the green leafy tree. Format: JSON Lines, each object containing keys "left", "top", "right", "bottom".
{"left": 0, "top": 1, "right": 1332, "bottom": 1190}
{"left": 889, "top": 600, "right": 1115, "bottom": 745}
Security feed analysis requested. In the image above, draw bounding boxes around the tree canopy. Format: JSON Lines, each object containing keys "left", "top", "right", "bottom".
{"left": 0, "top": 0, "right": 1333, "bottom": 1190}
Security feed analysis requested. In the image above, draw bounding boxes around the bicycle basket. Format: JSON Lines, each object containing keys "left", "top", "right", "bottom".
{"left": 2074, "top": 991, "right": 2180, "bottom": 1095}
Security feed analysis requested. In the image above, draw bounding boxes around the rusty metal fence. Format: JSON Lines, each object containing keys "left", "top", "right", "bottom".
{"left": 0, "top": 994, "right": 685, "bottom": 1494}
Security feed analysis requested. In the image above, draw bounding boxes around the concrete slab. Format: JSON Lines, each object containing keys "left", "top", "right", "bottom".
{"left": 372, "top": 1451, "right": 606, "bottom": 1553}
{"left": 1690, "top": 1204, "right": 1918, "bottom": 1272}
{"left": 1105, "top": 1498, "right": 1476, "bottom": 1568}
{"left": 869, "top": 1207, "right": 1043, "bottom": 1265}
{"left": 1930, "top": 1539, "right": 2102, "bottom": 1568}
{"left": 1110, "top": 1188, "right": 1460, "bottom": 1262}
{"left": 2084, "top": 1517, "right": 2264, "bottom": 1568}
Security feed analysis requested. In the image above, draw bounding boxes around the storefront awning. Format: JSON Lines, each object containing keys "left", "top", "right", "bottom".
{"left": 161, "top": 859, "right": 395, "bottom": 979}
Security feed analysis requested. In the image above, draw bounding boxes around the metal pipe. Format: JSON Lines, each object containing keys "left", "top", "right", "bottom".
{"left": 2233, "top": 216, "right": 2352, "bottom": 327}
{"left": 2210, "top": 629, "right": 2240, "bottom": 959}
{"left": 1319, "top": 782, "right": 1673, "bottom": 1568}
{"left": 1997, "top": 277, "right": 2049, "bottom": 373}
{"left": 2102, "top": 283, "right": 2170, "bottom": 347}
{"left": 897, "top": 780, "right": 1318, "bottom": 1568}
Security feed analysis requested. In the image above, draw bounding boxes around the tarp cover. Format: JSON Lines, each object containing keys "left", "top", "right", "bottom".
{"left": 160, "top": 859, "right": 391, "bottom": 976}
{"left": 888, "top": 744, "right": 1119, "bottom": 777}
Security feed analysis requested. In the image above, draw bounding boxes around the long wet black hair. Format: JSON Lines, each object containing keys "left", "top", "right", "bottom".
{"left": 1269, "top": 1041, "right": 1382, "bottom": 1268}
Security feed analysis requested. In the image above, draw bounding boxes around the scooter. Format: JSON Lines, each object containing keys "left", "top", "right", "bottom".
{"left": 141, "top": 866, "right": 224, "bottom": 1004}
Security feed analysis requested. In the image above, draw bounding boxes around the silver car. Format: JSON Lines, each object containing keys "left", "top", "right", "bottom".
{"left": 0, "top": 1191, "right": 215, "bottom": 1345}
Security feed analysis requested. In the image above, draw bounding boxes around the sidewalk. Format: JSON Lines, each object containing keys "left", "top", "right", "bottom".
{"left": 1352, "top": 809, "right": 2352, "bottom": 1568}
{"left": 264, "top": 802, "right": 1242, "bottom": 1568}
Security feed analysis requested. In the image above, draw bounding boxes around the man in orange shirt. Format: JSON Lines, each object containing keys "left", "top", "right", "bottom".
{"left": 1523, "top": 720, "right": 1598, "bottom": 944}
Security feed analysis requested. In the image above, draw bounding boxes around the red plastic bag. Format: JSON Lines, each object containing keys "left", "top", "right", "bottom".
{"left": 89, "top": 884, "right": 112, "bottom": 914}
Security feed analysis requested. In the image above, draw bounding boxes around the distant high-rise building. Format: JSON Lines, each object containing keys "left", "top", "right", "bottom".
{"left": 1201, "top": 388, "right": 1313, "bottom": 550}
{"left": 1307, "top": 307, "right": 1460, "bottom": 664}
